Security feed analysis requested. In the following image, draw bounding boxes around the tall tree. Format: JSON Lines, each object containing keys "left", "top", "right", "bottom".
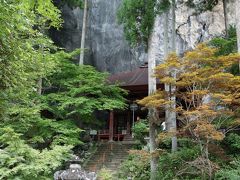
{"left": 147, "top": 16, "right": 160, "bottom": 180}
{"left": 44, "top": 61, "right": 127, "bottom": 125}
{"left": 169, "top": 0, "right": 177, "bottom": 152}
{"left": 0, "top": 1, "right": 76, "bottom": 178}
{"left": 236, "top": 0, "right": 240, "bottom": 70}
{"left": 118, "top": 1, "right": 159, "bottom": 179}
{"left": 139, "top": 44, "right": 240, "bottom": 179}
{"left": 118, "top": 0, "right": 176, "bottom": 178}
{"left": 162, "top": 0, "right": 177, "bottom": 152}
{"left": 79, "top": 0, "right": 88, "bottom": 65}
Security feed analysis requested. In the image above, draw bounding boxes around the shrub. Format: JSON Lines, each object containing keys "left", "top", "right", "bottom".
{"left": 222, "top": 133, "right": 240, "bottom": 155}
{"left": 0, "top": 127, "right": 72, "bottom": 179}
{"left": 215, "top": 159, "right": 240, "bottom": 180}
{"left": 117, "top": 150, "right": 150, "bottom": 180}
{"left": 157, "top": 147, "right": 200, "bottom": 179}
{"left": 98, "top": 168, "right": 113, "bottom": 180}
{"left": 132, "top": 120, "right": 148, "bottom": 146}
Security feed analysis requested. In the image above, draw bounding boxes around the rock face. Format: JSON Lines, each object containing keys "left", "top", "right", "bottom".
{"left": 50, "top": 0, "right": 236, "bottom": 74}
{"left": 175, "top": 0, "right": 235, "bottom": 52}
{"left": 50, "top": 0, "right": 143, "bottom": 74}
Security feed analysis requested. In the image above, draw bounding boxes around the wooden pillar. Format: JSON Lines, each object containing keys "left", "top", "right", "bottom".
{"left": 127, "top": 111, "right": 131, "bottom": 134}
{"left": 109, "top": 111, "right": 114, "bottom": 141}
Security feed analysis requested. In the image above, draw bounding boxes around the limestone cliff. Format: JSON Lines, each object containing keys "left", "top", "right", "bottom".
{"left": 50, "top": 0, "right": 236, "bottom": 74}
{"left": 175, "top": 0, "right": 235, "bottom": 52}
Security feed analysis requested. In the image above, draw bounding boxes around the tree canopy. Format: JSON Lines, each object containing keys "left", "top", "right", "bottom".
{"left": 139, "top": 44, "right": 240, "bottom": 179}
{"left": 43, "top": 59, "right": 127, "bottom": 124}
{"left": 0, "top": 1, "right": 126, "bottom": 178}
{"left": 117, "top": 0, "right": 157, "bottom": 47}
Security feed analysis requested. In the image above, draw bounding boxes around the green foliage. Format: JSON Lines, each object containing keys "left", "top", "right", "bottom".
{"left": 43, "top": 59, "right": 127, "bottom": 124}
{"left": 0, "top": 0, "right": 60, "bottom": 93}
{"left": 117, "top": 0, "right": 157, "bottom": 47}
{"left": 210, "top": 36, "right": 237, "bottom": 56}
{"left": 118, "top": 0, "right": 220, "bottom": 47}
{"left": 158, "top": 137, "right": 196, "bottom": 153}
{"left": 1, "top": 51, "right": 82, "bottom": 146}
{"left": 118, "top": 150, "right": 150, "bottom": 180}
{"left": 215, "top": 159, "right": 240, "bottom": 180}
{"left": 209, "top": 26, "right": 239, "bottom": 74}
{"left": 98, "top": 168, "right": 113, "bottom": 180}
{"left": 132, "top": 120, "right": 148, "bottom": 145}
{"left": 117, "top": 0, "right": 173, "bottom": 47}
{"left": 157, "top": 147, "right": 200, "bottom": 179}
{"left": 29, "top": 119, "right": 83, "bottom": 146}
{"left": 209, "top": 26, "right": 237, "bottom": 56}
{"left": 177, "top": 138, "right": 196, "bottom": 148}
{"left": 158, "top": 0, "right": 171, "bottom": 12}
{"left": 0, "top": 1, "right": 127, "bottom": 178}
{"left": 185, "top": 0, "right": 218, "bottom": 13}
{"left": 0, "top": 127, "right": 72, "bottom": 179}
{"left": 223, "top": 133, "right": 240, "bottom": 155}
{"left": 0, "top": 1, "right": 83, "bottom": 178}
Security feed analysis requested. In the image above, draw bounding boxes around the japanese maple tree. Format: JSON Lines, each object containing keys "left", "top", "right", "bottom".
{"left": 139, "top": 44, "right": 240, "bottom": 178}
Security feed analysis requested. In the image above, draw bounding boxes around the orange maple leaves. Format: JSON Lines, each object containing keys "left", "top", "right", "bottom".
{"left": 138, "top": 43, "right": 240, "bottom": 141}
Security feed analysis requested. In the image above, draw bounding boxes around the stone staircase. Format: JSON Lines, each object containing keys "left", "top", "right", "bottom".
{"left": 123, "top": 134, "right": 133, "bottom": 141}
{"left": 84, "top": 142, "right": 133, "bottom": 173}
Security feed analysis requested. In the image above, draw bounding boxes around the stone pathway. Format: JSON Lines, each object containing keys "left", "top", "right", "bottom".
{"left": 84, "top": 142, "right": 134, "bottom": 174}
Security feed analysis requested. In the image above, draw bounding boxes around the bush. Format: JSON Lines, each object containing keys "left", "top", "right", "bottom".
{"left": 215, "top": 159, "right": 240, "bottom": 180}
{"left": 132, "top": 120, "right": 148, "bottom": 146}
{"left": 117, "top": 150, "right": 150, "bottom": 180}
{"left": 98, "top": 168, "right": 113, "bottom": 180}
{"left": 0, "top": 127, "right": 72, "bottom": 179}
{"left": 157, "top": 147, "right": 200, "bottom": 179}
{"left": 158, "top": 137, "right": 195, "bottom": 152}
{"left": 222, "top": 133, "right": 240, "bottom": 155}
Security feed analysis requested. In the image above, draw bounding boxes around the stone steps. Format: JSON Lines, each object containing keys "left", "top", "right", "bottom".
{"left": 84, "top": 142, "right": 133, "bottom": 173}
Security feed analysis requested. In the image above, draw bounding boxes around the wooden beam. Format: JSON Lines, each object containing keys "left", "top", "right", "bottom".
{"left": 127, "top": 111, "right": 131, "bottom": 134}
{"left": 109, "top": 111, "right": 114, "bottom": 141}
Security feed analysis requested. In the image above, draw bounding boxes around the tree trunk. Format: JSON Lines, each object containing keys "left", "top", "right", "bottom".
{"left": 147, "top": 0, "right": 178, "bottom": 177}
{"left": 236, "top": 0, "right": 240, "bottom": 71}
{"left": 149, "top": 117, "right": 158, "bottom": 180}
{"left": 164, "top": 9, "right": 170, "bottom": 133}
{"left": 147, "top": 12, "right": 162, "bottom": 180}
{"left": 148, "top": 31, "right": 158, "bottom": 180}
{"left": 223, "top": 0, "right": 228, "bottom": 37}
{"left": 79, "top": 0, "right": 88, "bottom": 65}
{"left": 164, "top": 1, "right": 177, "bottom": 152}
{"left": 163, "top": 10, "right": 169, "bottom": 58}
{"left": 37, "top": 44, "right": 44, "bottom": 95}
{"left": 171, "top": 0, "right": 176, "bottom": 52}
{"left": 37, "top": 78, "right": 42, "bottom": 95}
{"left": 170, "top": 0, "right": 177, "bottom": 152}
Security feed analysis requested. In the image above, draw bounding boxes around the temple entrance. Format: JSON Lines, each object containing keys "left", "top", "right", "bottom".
{"left": 97, "top": 108, "right": 148, "bottom": 141}
{"left": 115, "top": 114, "right": 127, "bottom": 135}
{"left": 97, "top": 64, "right": 163, "bottom": 141}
